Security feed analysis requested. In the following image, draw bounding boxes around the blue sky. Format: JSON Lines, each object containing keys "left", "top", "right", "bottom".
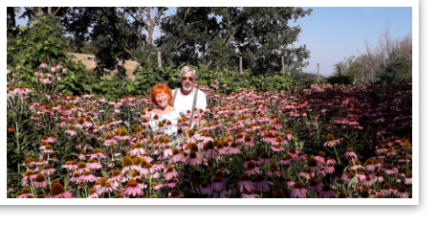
{"left": 16, "top": 7, "right": 412, "bottom": 76}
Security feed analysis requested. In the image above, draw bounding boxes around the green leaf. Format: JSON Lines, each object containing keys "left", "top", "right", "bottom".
{"left": 67, "top": 83, "right": 75, "bottom": 88}
{"left": 20, "top": 26, "right": 28, "bottom": 31}
{"left": 82, "top": 84, "right": 93, "bottom": 93}
{"left": 16, "top": 65, "right": 21, "bottom": 70}
{"left": 92, "top": 84, "right": 100, "bottom": 89}
{"left": 48, "top": 36, "right": 55, "bottom": 43}
{"left": 35, "top": 42, "right": 43, "bottom": 51}
{"left": 56, "top": 84, "right": 65, "bottom": 89}
{"left": 127, "top": 85, "right": 135, "bottom": 93}
{"left": 50, "top": 47, "right": 58, "bottom": 55}
{"left": 33, "top": 20, "right": 39, "bottom": 25}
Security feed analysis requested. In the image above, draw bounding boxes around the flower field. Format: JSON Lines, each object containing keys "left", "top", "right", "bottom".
{"left": 6, "top": 64, "right": 413, "bottom": 199}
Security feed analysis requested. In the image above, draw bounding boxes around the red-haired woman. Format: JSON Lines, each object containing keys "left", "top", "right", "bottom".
{"left": 147, "top": 83, "right": 184, "bottom": 136}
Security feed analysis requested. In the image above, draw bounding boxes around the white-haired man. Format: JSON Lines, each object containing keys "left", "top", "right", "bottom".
{"left": 171, "top": 66, "right": 207, "bottom": 127}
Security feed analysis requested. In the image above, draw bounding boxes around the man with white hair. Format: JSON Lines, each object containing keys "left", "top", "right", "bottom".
{"left": 171, "top": 66, "right": 207, "bottom": 127}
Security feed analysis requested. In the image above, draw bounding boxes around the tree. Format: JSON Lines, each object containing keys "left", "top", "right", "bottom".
{"left": 156, "top": 7, "right": 312, "bottom": 75}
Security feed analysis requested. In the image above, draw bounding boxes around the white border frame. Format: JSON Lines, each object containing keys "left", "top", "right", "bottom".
{"left": 1, "top": 0, "right": 419, "bottom": 205}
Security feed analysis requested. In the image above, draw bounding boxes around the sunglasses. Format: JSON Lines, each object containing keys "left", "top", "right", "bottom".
{"left": 182, "top": 76, "right": 194, "bottom": 82}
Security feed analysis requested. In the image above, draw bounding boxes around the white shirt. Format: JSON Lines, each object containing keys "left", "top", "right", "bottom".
{"left": 172, "top": 88, "right": 207, "bottom": 114}
{"left": 148, "top": 109, "right": 185, "bottom": 136}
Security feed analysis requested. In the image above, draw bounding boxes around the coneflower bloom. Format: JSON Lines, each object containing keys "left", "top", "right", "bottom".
{"left": 86, "top": 159, "right": 102, "bottom": 170}
{"left": 168, "top": 189, "right": 184, "bottom": 198}
{"left": 33, "top": 172, "right": 48, "bottom": 189}
{"left": 163, "top": 165, "right": 178, "bottom": 180}
{"left": 306, "top": 179, "right": 322, "bottom": 193}
{"left": 81, "top": 170, "right": 98, "bottom": 183}
{"left": 381, "top": 183, "right": 393, "bottom": 196}
{"left": 245, "top": 161, "right": 260, "bottom": 176}
{"left": 254, "top": 174, "right": 273, "bottom": 192}
{"left": 404, "top": 171, "right": 412, "bottom": 185}
{"left": 227, "top": 142, "right": 241, "bottom": 154}
{"left": 121, "top": 156, "right": 140, "bottom": 174}
{"left": 17, "top": 188, "right": 32, "bottom": 198}
{"left": 42, "top": 164, "right": 56, "bottom": 175}
{"left": 319, "top": 184, "right": 337, "bottom": 198}
{"left": 185, "top": 151, "right": 202, "bottom": 166}
{"left": 70, "top": 172, "right": 82, "bottom": 184}
{"left": 153, "top": 161, "right": 166, "bottom": 172}
{"left": 199, "top": 182, "right": 212, "bottom": 195}
{"left": 122, "top": 179, "right": 144, "bottom": 198}
{"left": 65, "top": 125, "right": 77, "bottom": 136}
{"left": 50, "top": 183, "right": 74, "bottom": 198}
{"left": 324, "top": 161, "right": 335, "bottom": 174}
{"left": 89, "top": 149, "right": 106, "bottom": 159}
{"left": 259, "top": 152, "right": 272, "bottom": 164}
{"left": 140, "top": 161, "right": 155, "bottom": 179}
{"left": 363, "top": 176, "right": 374, "bottom": 187}
{"left": 238, "top": 173, "right": 255, "bottom": 193}
{"left": 324, "top": 134, "right": 340, "bottom": 147}
{"left": 42, "top": 144, "right": 55, "bottom": 155}
{"left": 88, "top": 188, "right": 100, "bottom": 198}
{"left": 151, "top": 183, "right": 163, "bottom": 191}
{"left": 344, "top": 147, "right": 357, "bottom": 159}
{"left": 103, "top": 134, "right": 117, "bottom": 146}
{"left": 211, "top": 176, "right": 226, "bottom": 193}
{"left": 305, "top": 156, "right": 320, "bottom": 174}
{"left": 290, "top": 181, "right": 309, "bottom": 198}
{"left": 128, "top": 142, "right": 146, "bottom": 156}
{"left": 395, "top": 185, "right": 410, "bottom": 198}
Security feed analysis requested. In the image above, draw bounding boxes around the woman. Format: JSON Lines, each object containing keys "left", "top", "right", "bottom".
{"left": 147, "top": 83, "right": 185, "bottom": 136}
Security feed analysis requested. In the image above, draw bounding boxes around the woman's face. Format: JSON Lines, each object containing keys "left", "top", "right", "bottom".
{"left": 155, "top": 92, "right": 169, "bottom": 108}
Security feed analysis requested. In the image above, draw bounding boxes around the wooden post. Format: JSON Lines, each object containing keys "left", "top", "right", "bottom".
{"left": 282, "top": 56, "right": 285, "bottom": 75}
{"left": 158, "top": 51, "right": 162, "bottom": 68}
{"left": 239, "top": 55, "right": 243, "bottom": 74}
{"left": 317, "top": 63, "right": 320, "bottom": 83}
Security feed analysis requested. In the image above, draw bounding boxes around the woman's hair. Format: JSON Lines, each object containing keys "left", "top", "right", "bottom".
{"left": 151, "top": 83, "right": 173, "bottom": 106}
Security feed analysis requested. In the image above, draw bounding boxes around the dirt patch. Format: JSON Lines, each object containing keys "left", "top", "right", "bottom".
{"left": 67, "top": 52, "right": 138, "bottom": 80}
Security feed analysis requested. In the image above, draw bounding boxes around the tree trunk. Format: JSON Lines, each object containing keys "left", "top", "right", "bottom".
{"left": 158, "top": 51, "right": 162, "bottom": 68}
{"left": 239, "top": 56, "right": 243, "bottom": 74}
{"left": 282, "top": 56, "right": 285, "bottom": 75}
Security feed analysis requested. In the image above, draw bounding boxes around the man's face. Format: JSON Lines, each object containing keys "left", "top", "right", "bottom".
{"left": 181, "top": 71, "right": 195, "bottom": 92}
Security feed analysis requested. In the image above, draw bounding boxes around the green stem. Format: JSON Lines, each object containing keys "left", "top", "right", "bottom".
{"left": 333, "top": 146, "right": 342, "bottom": 166}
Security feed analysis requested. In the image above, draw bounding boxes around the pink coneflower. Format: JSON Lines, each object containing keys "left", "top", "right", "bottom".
{"left": 243, "top": 135, "right": 254, "bottom": 147}
{"left": 254, "top": 174, "right": 273, "bottom": 192}
{"left": 121, "top": 156, "right": 140, "bottom": 175}
{"left": 271, "top": 144, "right": 284, "bottom": 152}
{"left": 259, "top": 152, "right": 272, "bottom": 164}
{"left": 163, "top": 165, "right": 179, "bottom": 180}
{"left": 306, "top": 179, "right": 322, "bottom": 193}
{"left": 238, "top": 173, "right": 255, "bottom": 193}
{"left": 42, "top": 164, "right": 56, "bottom": 175}
{"left": 395, "top": 185, "right": 410, "bottom": 198}
{"left": 122, "top": 179, "right": 144, "bottom": 197}
{"left": 404, "top": 171, "right": 412, "bottom": 185}
{"left": 199, "top": 182, "right": 212, "bottom": 195}
{"left": 290, "top": 181, "right": 309, "bottom": 198}
{"left": 17, "top": 188, "right": 32, "bottom": 198}
{"left": 86, "top": 159, "right": 102, "bottom": 170}
{"left": 61, "top": 161, "right": 75, "bottom": 170}
{"left": 153, "top": 161, "right": 166, "bottom": 172}
{"left": 305, "top": 155, "right": 320, "bottom": 173}
{"left": 185, "top": 151, "right": 202, "bottom": 166}
{"left": 33, "top": 173, "right": 48, "bottom": 189}
{"left": 103, "top": 134, "right": 117, "bottom": 146}
{"left": 87, "top": 188, "right": 100, "bottom": 198}
{"left": 108, "top": 169, "right": 129, "bottom": 185}
{"left": 128, "top": 142, "right": 146, "bottom": 157}
{"left": 324, "top": 134, "right": 340, "bottom": 147}
{"left": 384, "top": 163, "right": 398, "bottom": 175}
{"left": 168, "top": 189, "right": 184, "bottom": 198}
{"left": 294, "top": 152, "right": 308, "bottom": 162}
{"left": 381, "top": 183, "right": 393, "bottom": 196}
{"left": 50, "top": 183, "right": 74, "bottom": 198}
{"left": 227, "top": 142, "right": 241, "bottom": 154}
{"left": 344, "top": 147, "right": 357, "bottom": 159}
{"left": 39, "top": 60, "right": 48, "bottom": 68}
{"left": 211, "top": 176, "right": 226, "bottom": 193}
{"left": 65, "top": 125, "right": 77, "bottom": 136}
{"left": 42, "top": 144, "right": 55, "bottom": 155}
{"left": 70, "top": 172, "right": 82, "bottom": 184}
{"left": 140, "top": 162, "right": 155, "bottom": 179}
{"left": 169, "top": 149, "right": 185, "bottom": 164}
{"left": 324, "top": 161, "right": 335, "bottom": 174}
{"left": 151, "top": 183, "right": 163, "bottom": 191}
{"left": 245, "top": 161, "right": 260, "bottom": 176}
{"left": 319, "top": 184, "right": 337, "bottom": 198}
{"left": 81, "top": 170, "right": 98, "bottom": 183}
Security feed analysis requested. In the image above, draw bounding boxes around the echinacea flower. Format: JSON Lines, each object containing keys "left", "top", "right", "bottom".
{"left": 50, "top": 183, "right": 74, "bottom": 198}
{"left": 254, "top": 174, "right": 273, "bottom": 192}
{"left": 290, "top": 181, "right": 309, "bottom": 198}
{"left": 318, "top": 184, "right": 337, "bottom": 198}
{"left": 163, "top": 165, "right": 178, "bottom": 180}
{"left": 33, "top": 172, "right": 48, "bottom": 189}
{"left": 122, "top": 179, "right": 144, "bottom": 197}
{"left": 238, "top": 173, "right": 255, "bottom": 193}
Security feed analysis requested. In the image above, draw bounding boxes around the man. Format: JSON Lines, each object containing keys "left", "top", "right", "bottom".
{"left": 171, "top": 66, "right": 207, "bottom": 128}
